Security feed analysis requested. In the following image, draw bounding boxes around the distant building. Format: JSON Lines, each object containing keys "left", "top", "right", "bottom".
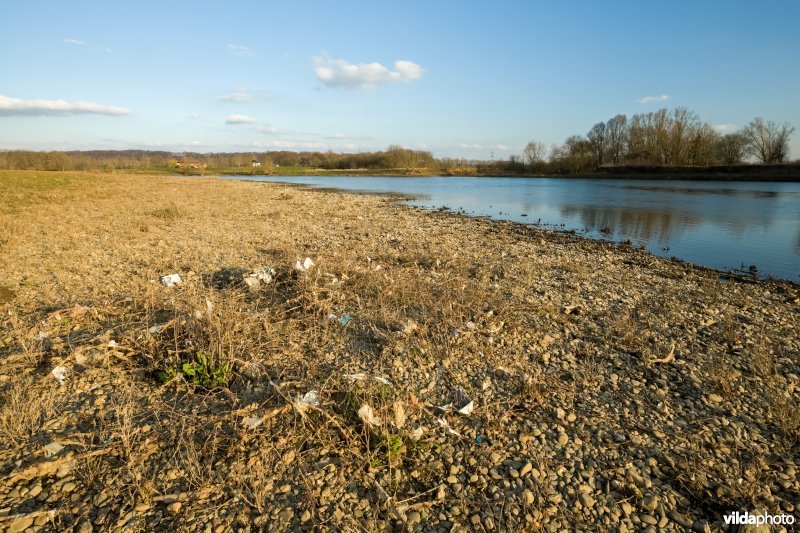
{"left": 252, "top": 159, "right": 261, "bottom": 167}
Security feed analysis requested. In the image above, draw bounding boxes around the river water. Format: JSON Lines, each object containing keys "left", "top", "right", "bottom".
{"left": 224, "top": 175, "right": 800, "bottom": 282}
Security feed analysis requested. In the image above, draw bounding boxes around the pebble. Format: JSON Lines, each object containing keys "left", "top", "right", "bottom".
{"left": 7, "top": 517, "right": 34, "bottom": 533}
{"left": 522, "top": 490, "right": 535, "bottom": 505}
{"left": 667, "top": 510, "right": 692, "bottom": 528}
{"left": 167, "top": 502, "right": 182, "bottom": 513}
{"left": 578, "top": 493, "right": 595, "bottom": 508}
{"left": 639, "top": 495, "right": 659, "bottom": 512}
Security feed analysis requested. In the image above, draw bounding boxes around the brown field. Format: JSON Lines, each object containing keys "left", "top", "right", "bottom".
{"left": 0, "top": 170, "right": 798, "bottom": 531}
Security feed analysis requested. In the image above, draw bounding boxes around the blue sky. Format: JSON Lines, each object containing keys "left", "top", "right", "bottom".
{"left": 1, "top": 0, "right": 799, "bottom": 159}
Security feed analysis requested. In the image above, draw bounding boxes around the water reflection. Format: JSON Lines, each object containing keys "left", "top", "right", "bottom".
{"left": 560, "top": 206, "right": 697, "bottom": 244}
{"left": 621, "top": 184, "right": 783, "bottom": 199}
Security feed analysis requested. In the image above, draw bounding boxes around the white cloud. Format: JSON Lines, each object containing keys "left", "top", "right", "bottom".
{"left": 713, "top": 123, "right": 738, "bottom": 133}
{"left": 64, "top": 38, "right": 86, "bottom": 46}
{"left": 228, "top": 43, "right": 253, "bottom": 56}
{"left": 313, "top": 56, "right": 423, "bottom": 90}
{"left": 225, "top": 114, "right": 256, "bottom": 124}
{"left": 491, "top": 144, "right": 510, "bottom": 151}
{"left": 0, "top": 95, "right": 130, "bottom": 116}
{"left": 188, "top": 113, "right": 202, "bottom": 119}
{"left": 217, "top": 90, "right": 253, "bottom": 103}
{"left": 458, "top": 143, "right": 483, "bottom": 149}
{"left": 638, "top": 94, "right": 671, "bottom": 104}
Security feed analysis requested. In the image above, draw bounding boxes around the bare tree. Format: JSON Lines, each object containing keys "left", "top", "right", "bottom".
{"left": 605, "top": 114, "right": 628, "bottom": 164}
{"left": 742, "top": 118, "right": 795, "bottom": 163}
{"left": 587, "top": 122, "right": 607, "bottom": 167}
{"left": 686, "top": 123, "right": 719, "bottom": 166}
{"left": 523, "top": 141, "right": 547, "bottom": 165}
{"left": 668, "top": 107, "right": 700, "bottom": 165}
{"left": 714, "top": 132, "right": 748, "bottom": 165}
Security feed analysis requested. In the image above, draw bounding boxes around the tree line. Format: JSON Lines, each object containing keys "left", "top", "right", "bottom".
{"left": 0, "top": 146, "right": 439, "bottom": 173}
{"left": 0, "top": 108, "right": 793, "bottom": 175}
{"left": 522, "top": 110, "right": 794, "bottom": 174}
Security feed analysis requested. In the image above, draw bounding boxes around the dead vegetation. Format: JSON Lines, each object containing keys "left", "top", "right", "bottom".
{"left": 0, "top": 170, "right": 798, "bottom": 531}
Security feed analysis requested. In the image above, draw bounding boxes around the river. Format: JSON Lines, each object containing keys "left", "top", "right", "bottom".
{"left": 223, "top": 175, "right": 800, "bottom": 282}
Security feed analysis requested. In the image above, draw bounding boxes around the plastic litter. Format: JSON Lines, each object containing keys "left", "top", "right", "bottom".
{"left": 327, "top": 313, "right": 354, "bottom": 326}
{"left": 51, "top": 365, "right": 69, "bottom": 385}
{"left": 243, "top": 267, "right": 275, "bottom": 291}
{"left": 437, "top": 388, "right": 475, "bottom": 416}
{"left": 160, "top": 274, "right": 182, "bottom": 287}
{"left": 345, "top": 373, "right": 392, "bottom": 386}
{"left": 358, "top": 404, "right": 382, "bottom": 427}
{"left": 294, "top": 257, "right": 314, "bottom": 272}
{"left": 454, "top": 388, "right": 475, "bottom": 415}
{"left": 242, "top": 416, "right": 263, "bottom": 429}
{"left": 457, "top": 400, "right": 475, "bottom": 415}
{"left": 293, "top": 390, "right": 320, "bottom": 414}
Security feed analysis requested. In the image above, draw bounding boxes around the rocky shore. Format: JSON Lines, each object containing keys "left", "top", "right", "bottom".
{"left": 0, "top": 171, "right": 798, "bottom": 531}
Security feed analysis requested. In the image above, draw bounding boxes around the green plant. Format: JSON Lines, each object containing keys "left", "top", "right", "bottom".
{"left": 371, "top": 433, "right": 405, "bottom": 468}
{"left": 158, "top": 352, "right": 232, "bottom": 390}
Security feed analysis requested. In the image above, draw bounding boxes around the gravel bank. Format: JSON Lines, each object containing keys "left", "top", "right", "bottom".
{"left": 0, "top": 172, "right": 798, "bottom": 531}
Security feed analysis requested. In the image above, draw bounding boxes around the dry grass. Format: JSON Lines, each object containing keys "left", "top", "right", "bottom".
{"left": 0, "top": 374, "right": 60, "bottom": 448}
{"left": 0, "top": 170, "right": 797, "bottom": 530}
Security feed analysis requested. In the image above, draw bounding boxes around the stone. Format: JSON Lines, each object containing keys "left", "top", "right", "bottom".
{"left": 620, "top": 502, "right": 634, "bottom": 516}
{"left": 407, "top": 510, "right": 422, "bottom": 527}
{"left": 578, "top": 493, "right": 595, "bottom": 508}
{"left": 7, "top": 517, "right": 34, "bottom": 533}
{"left": 639, "top": 495, "right": 659, "bottom": 512}
{"left": 167, "top": 502, "right": 182, "bottom": 513}
{"left": 707, "top": 394, "right": 723, "bottom": 403}
{"left": 667, "top": 510, "right": 693, "bottom": 528}
{"left": 520, "top": 462, "right": 532, "bottom": 476}
{"left": 522, "top": 490, "right": 535, "bottom": 505}
{"left": 558, "top": 433, "right": 569, "bottom": 446}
